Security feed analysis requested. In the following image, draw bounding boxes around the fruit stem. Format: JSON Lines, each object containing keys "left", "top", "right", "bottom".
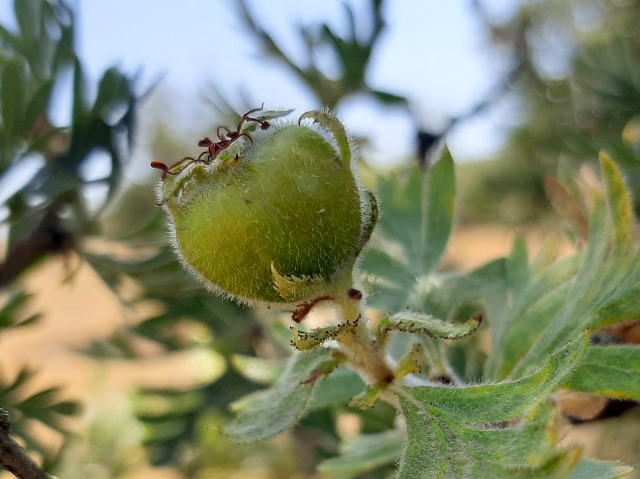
{"left": 334, "top": 291, "right": 395, "bottom": 386}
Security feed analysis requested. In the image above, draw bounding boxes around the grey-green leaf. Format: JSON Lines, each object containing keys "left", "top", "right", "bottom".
{"left": 380, "top": 311, "right": 482, "bottom": 341}
{"left": 566, "top": 458, "right": 634, "bottom": 479}
{"left": 421, "top": 147, "right": 455, "bottom": 274}
{"left": 361, "top": 149, "right": 456, "bottom": 312}
{"left": 565, "top": 345, "right": 640, "bottom": 399}
{"left": 309, "top": 367, "right": 365, "bottom": 410}
{"left": 398, "top": 398, "right": 582, "bottom": 479}
{"left": 225, "top": 347, "right": 332, "bottom": 443}
{"left": 318, "top": 429, "right": 404, "bottom": 476}
{"left": 409, "top": 334, "right": 587, "bottom": 424}
{"left": 396, "top": 336, "right": 588, "bottom": 478}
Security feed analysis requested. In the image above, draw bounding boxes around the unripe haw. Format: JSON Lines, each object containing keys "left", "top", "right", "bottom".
{"left": 152, "top": 107, "right": 377, "bottom": 309}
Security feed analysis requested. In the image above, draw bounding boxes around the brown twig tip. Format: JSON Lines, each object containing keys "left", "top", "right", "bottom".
{"left": 291, "top": 296, "right": 333, "bottom": 323}
{"left": 0, "top": 409, "right": 53, "bottom": 479}
{"left": 347, "top": 288, "right": 363, "bottom": 300}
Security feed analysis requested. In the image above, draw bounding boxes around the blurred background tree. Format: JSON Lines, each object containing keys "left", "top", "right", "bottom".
{"left": 0, "top": 0, "right": 134, "bottom": 469}
{"left": 460, "top": 0, "right": 640, "bottom": 224}
{"left": 0, "top": 0, "right": 639, "bottom": 478}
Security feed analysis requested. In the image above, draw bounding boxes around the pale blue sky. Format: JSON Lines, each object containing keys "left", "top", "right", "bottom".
{"left": 1, "top": 0, "right": 522, "bottom": 165}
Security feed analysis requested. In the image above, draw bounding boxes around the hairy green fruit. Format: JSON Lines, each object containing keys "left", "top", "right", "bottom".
{"left": 153, "top": 108, "right": 376, "bottom": 307}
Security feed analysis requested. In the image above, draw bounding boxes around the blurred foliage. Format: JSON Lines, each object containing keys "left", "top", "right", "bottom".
{"left": 0, "top": 0, "right": 138, "bottom": 465}
{"left": 1, "top": 0, "right": 640, "bottom": 478}
{"left": 0, "top": 367, "right": 78, "bottom": 463}
{"left": 460, "top": 0, "right": 640, "bottom": 223}
{"left": 235, "top": 0, "right": 406, "bottom": 110}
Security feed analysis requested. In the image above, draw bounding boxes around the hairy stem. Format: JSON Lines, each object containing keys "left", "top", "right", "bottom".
{"left": 334, "top": 292, "right": 395, "bottom": 385}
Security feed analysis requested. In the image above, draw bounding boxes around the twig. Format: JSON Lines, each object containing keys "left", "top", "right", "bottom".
{"left": 0, "top": 205, "right": 73, "bottom": 287}
{"left": 0, "top": 409, "right": 53, "bottom": 479}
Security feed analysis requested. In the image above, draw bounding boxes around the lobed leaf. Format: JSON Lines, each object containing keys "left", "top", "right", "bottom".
{"left": 398, "top": 397, "right": 581, "bottom": 479}
{"left": 411, "top": 334, "right": 587, "bottom": 424}
{"left": 488, "top": 154, "right": 640, "bottom": 379}
{"left": 0, "top": 366, "right": 80, "bottom": 451}
{"left": 396, "top": 336, "right": 588, "bottom": 478}
{"left": 514, "top": 194, "right": 608, "bottom": 378}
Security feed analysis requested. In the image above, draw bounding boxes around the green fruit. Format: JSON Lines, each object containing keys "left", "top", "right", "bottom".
{"left": 155, "top": 108, "right": 376, "bottom": 306}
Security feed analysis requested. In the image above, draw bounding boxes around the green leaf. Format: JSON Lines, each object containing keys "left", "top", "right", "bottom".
{"left": 421, "top": 147, "right": 455, "bottom": 274}
{"left": 14, "top": 0, "right": 41, "bottom": 41}
{"left": 379, "top": 311, "right": 482, "bottom": 341}
{"left": 19, "top": 387, "right": 64, "bottom": 414}
{"left": 424, "top": 257, "right": 509, "bottom": 320}
{"left": 70, "top": 57, "right": 90, "bottom": 127}
{"left": 318, "top": 429, "right": 404, "bottom": 476}
{"left": 600, "top": 152, "right": 633, "bottom": 264}
{"left": 47, "top": 400, "right": 80, "bottom": 417}
{"left": 410, "top": 334, "right": 587, "bottom": 424}
{"left": 1, "top": 58, "right": 28, "bottom": 144}
{"left": 492, "top": 192, "right": 611, "bottom": 379}
{"left": 225, "top": 347, "right": 333, "bottom": 443}
{"left": 0, "top": 369, "right": 80, "bottom": 442}
{"left": 299, "top": 109, "right": 351, "bottom": 166}
{"left": 398, "top": 398, "right": 581, "bottom": 479}
{"left": 396, "top": 336, "right": 588, "bottom": 478}
{"left": 309, "top": 367, "right": 365, "bottom": 410}
{"left": 591, "top": 289, "right": 640, "bottom": 328}
{"left": 0, "top": 25, "right": 19, "bottom": 52}
{"left": 0, "top": 290, "right": 40, "bottom": 330}
{"left": 565, "top": 345, "right": 640, "bottom": 399}
{"left": 23, "top": 79, "right": 53, "bottom": 139}
{"left": 362, "top": 149, "right": 456, "bottom": 311}
{"left": 567, "top": 458, "right": 634, "bottom": 479}
{"left": 135, "top": 388, "right": 205, "bottom": 419}
{"left": 0, "top": 367, "right": 35, "bottom": 401}
{"left": 502, "top": 154, "right": 640, "bottom": 379}
{"left": 369, "top": 89, "right": 408, "bottom": 105}
{"left": 359, "top": 248, "right": 415, "bottom": 293}
{"left": 94, "top": 67, "right": 130, "bottom": 121}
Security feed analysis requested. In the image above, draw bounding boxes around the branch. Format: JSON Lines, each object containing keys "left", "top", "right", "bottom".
{"left": 0, "top": 205, "right": 73, "bottom": 287}
{"left": 0, "top": 410, "right": 53, "bottom": 479}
